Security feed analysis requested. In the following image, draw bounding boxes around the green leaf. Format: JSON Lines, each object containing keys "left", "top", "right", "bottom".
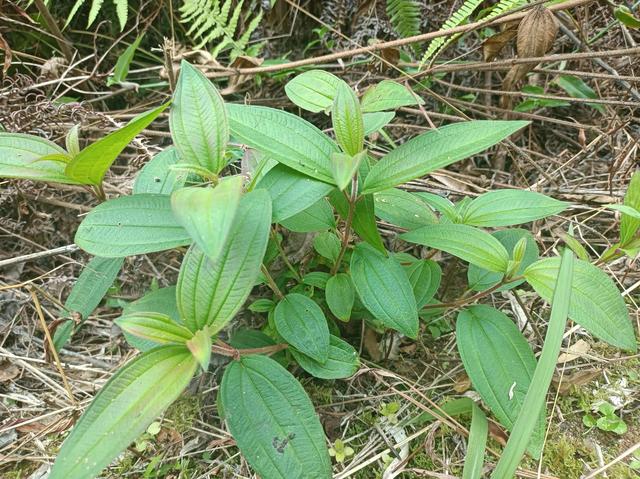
{"left": 256, "top": 164, "right": 333, "bottom": 222}
{"left": 606, "top": 203, "right": 640, "bottom": 220}
{"left": 54, "top": 256, "right": 124, "bottom": 350}
{"left": 457, "top": 305, "right": 545, "bottom": 457}
{"left": 374, "top": 188, "right": 438, "bottom": 230}
{"left": 274, "top": 293, "right": 330, "bottom": 362}
{"left": 361, "top": 80, "right": 423, "bottom": 112}
{"left": 291, "top": 335, "right": 359, "bottom": 379}
{"left": 66, "top": 125, "right": 80, "bottom": 157}
{"left": 171, "top": 176, "right": 243, "bottom": 260}
{"left": 107, "top": 34, "right": 143, "bottom": 86}
{"left": 402, "top": 224, "right": 510, "bottom": 272}
{"left": 0, "top": 133, "right": 82, "bottom": 184}
{"left": 313, "top": 231, "right": 342, "bottom": 264}
{"left": 330, "top": 156, "right": 385, "bottom": 251}
{"left": 414, "top": 192, "right": 459, "bottom": 221}
{"left": 555, "top": 75, "right": 604, "bottom": 113}
{"left": 362, "top": 111, "right": 395, "bottom": 135}
{"left": 350, "top": 243, "right": 418, "bottom": 338}
{"left": 467, "top": 229, "right": 538, "bottom": 292}
{"left": 114, "top": 0, "right": 128, "bottom": 30}
{"left": 362, "top": 121, "right": 528, "bottom": 194}
{"left": 524, "top": 258, "right": 636, "bottom": 351}
{"left": 284, "top": 70, "right": 345, "bottom": 113}
{"left": 615, "top": 6, "right": 640, "bottom": 28}
{"left": 186, "top": 328, "right": 212, "bottom": 371}
{"left": 227, "top": 103, "right": 338, "bottom": 184}
{"left": 559, "top": 231, "right": 590, "bottom": 261}
{"left": 332, "top": 82, "right": 364, "bottom": 156}
{"left": 620, "top": 171, "right": 640, "bottom": 244}
{"left": 65, "top": 103, "right": 169, "bottom": 185}
{"left": 325, "top": 273, "right": 355, "bottom": 321}
{"left": 50, "top": 345, "right": 198, "bottom": 479}
{"left": 220, "top": 355, "right": 331, "bottom": 479}
{"left": 462, "top": 190, "right": 568, "bottom": 227}
{"left": 406, "top": 259, "right": 441, "bottom": 308}
{"left": 75, "top": 194, "right": 191, "bottom": 257}
{"left": 280, "top": 198, "right": 336, "bottom": 233}
{"left": 302, "top": 271, "right": 331, "bottom": 289}
{"left": 133, "top": 147, "right": 186, "bottom": 195}
{"left": 463, "top": 400, "right": 488, "bottom": 479}
{"left": 492, "top": 248, "right": 574, "bottom": 477}
{"left": 331, "top": 151, "right": 364, "bottom": 191}
{"left": 123, "top": 286, "right": 181, "bottom": 324}
{"left": 177, "top": 190, "right": 272, "bottom": 333}
{"left": 115, "top": 312, "right": 193, "bottom": 346}
{"left": 170, "top": 61, "right": 229, "bottom": 174}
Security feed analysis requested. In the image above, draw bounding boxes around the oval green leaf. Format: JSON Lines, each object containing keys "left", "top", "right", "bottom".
{"left": 75, "top": 194, "right": 191, "bottom": 257}
{"left": 284, "top": 70, "right": 345, "bottom": 113}
{"left": 402, "top": 224, "right": 510, "bottom": 273}
{"left": 362, "top": 121, "right": 529, "bottom": 194}
{"left": 274, "top": 293, "right": 330, "bottom": 362}
{"left": 462, "top": 190, "right": 568, "bottom": 227}
{"left": 171, "top": 176, "right": 243, "bottom": 259}
{"left": 350, "top": 243, "right": 418, "bottom": 338}
{"left": 374, "top": 188, "right": 438, "bottom": 230}
{"left": 170, "top": 61, "right": 229, "bottom": 173}
{"left": 50, "top": 345, "right": 198, "bottom": 479}
{"left": 280, "top": 198, "right": 336, "bottom": 233}
{"left": 256, "top": 164, "right": 333, "bottom": 222}
{"left": 291, "top": 335, "right": 359, "bottom": 379}
{"left": 406, "top": 259, "right": 441, "bottom": 308}
{"left": 456, "top": 305, "right": 544, "bottom": 457}
{"left": 115, "top": 312, "right": 193, "bottom": 346}
{"left": 220, "top": 355, "right": 331, "bottom": 479}
{"left": 177, "top": 189, "right": 272, "bottom": 333}
{"left": 361, "top": 80, "right": 424, "bottom": 112}
{"left": 332, "top": 82, "right": 364, "bottom": 156}
{"left": 325, "top": 273, "right": 355, "bottom": 321}
{"left": 524, "top": 257, "right": 636, "bottom": 351}
{"left": 227, "top": 103, "right": 338, "bottom": 184}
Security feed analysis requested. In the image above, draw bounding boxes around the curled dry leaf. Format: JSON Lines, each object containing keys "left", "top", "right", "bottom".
{"left": 502, "top": 6, "right": 558, "bottom": 108}
{"left": 483, "top": 21, "right": 519, "bottom": 62}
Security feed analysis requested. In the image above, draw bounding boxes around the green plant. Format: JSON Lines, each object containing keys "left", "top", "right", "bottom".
{"left": 65, "top": 0, "right": 129, "bottom": 31}
{"left": 583, "top": 402, "right": 628, "bottom": 435}
{"left": 179, "top": 0, "right": 267, "bottom": 59}
{"left": 386, "top": 0, "right": 421, "bottom": 40}
{"left": 1, "top": 63, "right": 637, "bottom": 478}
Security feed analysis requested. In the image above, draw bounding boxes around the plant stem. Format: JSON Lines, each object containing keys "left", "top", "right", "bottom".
{"left": 33, "top": 0, "right": 74, "bottom": 63}
{"left": 423, "top": 275, "right": 525, "bottom": 311}
{"left": 261, "top": 264, "right": 284, "bottom": 300}
{"left": 271, "top": 228, "right": 301, "bottom": 281}
{"left": 331, "top": 176, "right": 359, "bottom": 275}
{"left": 212, "top": 339, "right": 288, "bottom": 360}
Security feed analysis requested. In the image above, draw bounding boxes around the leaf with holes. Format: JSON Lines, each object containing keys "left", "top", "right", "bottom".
{"left": 133, "top": 147, "right": 186, "bottom": 195}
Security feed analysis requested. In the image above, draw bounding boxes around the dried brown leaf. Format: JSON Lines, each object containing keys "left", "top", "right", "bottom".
{"left": 483, "top": 22, "right": 519, "bottom": 62}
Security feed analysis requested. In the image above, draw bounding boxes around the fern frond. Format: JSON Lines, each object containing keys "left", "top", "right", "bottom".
{"left": 114, "top": 0, "right": 128, "bottom": 31}
{"left": 180, "top": 0, "right": 264, "bottom": 60}
{"left": 420, "top": 0, "right": 483, "bottom": 67}
{"left": 479, "top": 0, "right": 527, "bottom": 22}
{"left": 386, "top": 0, "right": 421, "bottom": 39}
{"left": 63, "top": 0, "right": 128, "bottom": 31}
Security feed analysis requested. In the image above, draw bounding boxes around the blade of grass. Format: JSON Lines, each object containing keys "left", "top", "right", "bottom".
{"left": 491, "top": 247, "right": 574, "bottom": 478}
{"left": 463, "top": 400, "right": 488, "bottom": 479}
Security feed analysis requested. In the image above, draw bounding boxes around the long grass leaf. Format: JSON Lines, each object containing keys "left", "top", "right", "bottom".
{"left": 491, "top": 247, "right": 574, "bottom": 478}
